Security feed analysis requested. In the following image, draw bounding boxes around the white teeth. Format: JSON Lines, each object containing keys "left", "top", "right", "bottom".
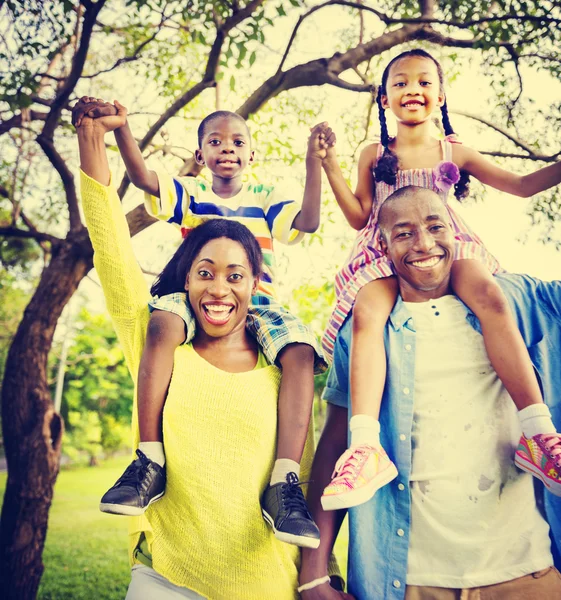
{"left": 205, "top": 305, "right": 231, "bottom": 313}
{"left": 411, "top": 256, "right": 440, "bottom": 268}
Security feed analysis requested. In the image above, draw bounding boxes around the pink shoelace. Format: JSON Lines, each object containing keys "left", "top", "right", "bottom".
{"left": 330, "top": 445, "right": 375, "bottom": 489}
{"left": 538, "top": 433, "right": 561, "bottom": 469}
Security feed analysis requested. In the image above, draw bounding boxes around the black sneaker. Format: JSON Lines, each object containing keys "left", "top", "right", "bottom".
{"left": 99, "top": 449, "right": 166, "bottom": 516}
{"left": 261, "top": 472, "right": 320, "bottom": 548}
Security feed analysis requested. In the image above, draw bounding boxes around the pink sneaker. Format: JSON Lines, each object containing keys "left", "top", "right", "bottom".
{"left": 321, "top": 444, "right": 398, "bottom": 511}
{"left": 514, "top": 433, "right": 561, "bottom": 497}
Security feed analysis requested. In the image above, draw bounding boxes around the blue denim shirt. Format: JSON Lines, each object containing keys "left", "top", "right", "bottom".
{"left": 323, "top": 273, "right": 561, "bottom": 600}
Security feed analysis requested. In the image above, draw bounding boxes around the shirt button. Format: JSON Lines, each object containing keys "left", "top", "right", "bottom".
{"left": 398, "top": 483, "right": 405, "bottom": 491}
{"left": 397, "top": 528, "right": 405, "bottom": 537}
{"left": 405, "top": 344, "right": 412, "bottom": 351}
{"left": 393, "top": 580, "right": 401, "bottom": 589}
{"left": 403, "top": 387, "right": 410, "bottom": 395}
{"left": 399, "top": 434, "right": 406, "bottom": 441}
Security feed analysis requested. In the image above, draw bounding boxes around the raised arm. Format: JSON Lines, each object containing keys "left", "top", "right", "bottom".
{"left": 74, "top": 97, "right": 160, "bottom": 196}
{"left": 453, "top": 144, "right": 561, "bottom": 198}
{"left": 293, "top": 122, "right": 334, "bottom": 233}
{"left": 322, "top": 143, "right": 376, "bottom": 230}
{"left": 74, "top": 99, "right": 151, "bottom": 369}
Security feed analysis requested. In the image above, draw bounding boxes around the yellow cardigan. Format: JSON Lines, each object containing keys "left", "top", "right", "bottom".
{"left": 80, "top": 172, "right": 335, "bottom": 599}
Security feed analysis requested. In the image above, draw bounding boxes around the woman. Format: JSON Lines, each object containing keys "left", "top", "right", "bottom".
{"left": 75, "top": 103, "right": 339, "bottom": 599}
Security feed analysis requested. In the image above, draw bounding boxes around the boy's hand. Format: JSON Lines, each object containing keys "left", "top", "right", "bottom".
{"left": 307, "top": 122, "right": 336, "bottom": 162}
{"left": 72, "top": 97, "right": 127, "bottom": 132}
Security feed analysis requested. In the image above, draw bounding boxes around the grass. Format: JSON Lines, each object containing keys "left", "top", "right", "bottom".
{"left": 0, "top": 456, "right": 348, "bottom": 599}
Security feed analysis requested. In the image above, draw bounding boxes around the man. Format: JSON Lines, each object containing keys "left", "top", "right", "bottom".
{"left": 299, "top": 186, "right": 561, "bottom": 599}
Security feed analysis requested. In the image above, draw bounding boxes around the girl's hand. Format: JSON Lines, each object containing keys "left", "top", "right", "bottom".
{"left": 307, "top": 122, "right": 336, "bottom": 162}
{"left": 72, "top": 97, "right": 127, "bottom": 132}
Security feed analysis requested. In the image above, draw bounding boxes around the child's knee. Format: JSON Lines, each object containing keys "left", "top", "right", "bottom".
{"left": 146, "top": 311, "right": 185, "bottom": 348}
{"left": 278, "top": 343, "right": 315, "bottom": 369}
{"left": 471, "top": 279, "right": 510, "bottom": 316}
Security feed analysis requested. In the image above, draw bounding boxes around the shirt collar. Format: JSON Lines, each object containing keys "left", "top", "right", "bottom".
{"left": 388, "top": 294, "right": 476, "bottom": 332}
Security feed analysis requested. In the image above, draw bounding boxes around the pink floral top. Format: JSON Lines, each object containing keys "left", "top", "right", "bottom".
{"left": 322, "top": 139, "right": 501, "bottom": 360}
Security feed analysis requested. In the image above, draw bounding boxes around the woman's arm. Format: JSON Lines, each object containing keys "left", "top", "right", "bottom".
{"left": 75, "top": 100, "right": 151, "bottom": 370}
{"left": 454, "top": 144, "right": 561, "bottom": 198}
{"left": 322, "top": 144, "right": 376, "bottom": 230}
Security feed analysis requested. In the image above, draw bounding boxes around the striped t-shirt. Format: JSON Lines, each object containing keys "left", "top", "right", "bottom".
{"left": 144, "top": 171, "right": 304, "bottom": 298}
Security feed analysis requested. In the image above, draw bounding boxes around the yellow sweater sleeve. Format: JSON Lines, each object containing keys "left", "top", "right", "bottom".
{"left": 79, "top": 170, "right": 151, "bottom": 377}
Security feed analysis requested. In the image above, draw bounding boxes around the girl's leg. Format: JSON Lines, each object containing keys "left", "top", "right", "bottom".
{"left": 350, "top": 276, "right": 399, "bottom": 427}
{"left": 451, "top": 260, "right": 560, "bottom": 495}
{"left": 451, "top": 260, "right": 546, "bottom": 412}
{"left": 321, "top": 277, "right": 399, "bottom": 511}
{"left": 100, "top": 310, "right": 186, "bottom": 515}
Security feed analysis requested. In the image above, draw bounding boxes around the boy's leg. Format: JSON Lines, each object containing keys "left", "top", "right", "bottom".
{"left": 100, "top": 310, "right": 186, "bottom": 516}
{"left": 321, "top": 277, "right": 399, "bottom": 511}
{"left": 261, "top": 342, "right": 321, "bottom": 548}
{"left": 452, "top": 260, "right": 560, "bottom": 495}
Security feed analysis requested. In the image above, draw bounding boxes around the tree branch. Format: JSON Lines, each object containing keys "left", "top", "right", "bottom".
{"left": 0, "top": 226, "right": 61, "bottom": 245}
{"left": 239, "top": 24, "right": 424, "bottom": 117}
{"left": 35, "top": 135, "right": 82, "bottom": 232}
{"left": 41, "top": 0, "right": 107, "bottom": 139}
{"left": 0, "top": 111, "right": 48, "bottom": 136}
{"left": 452, "top": 110, "right": 561, "bottom": 161}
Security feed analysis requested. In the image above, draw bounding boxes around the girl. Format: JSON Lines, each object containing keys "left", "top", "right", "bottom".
{"left": 320, "top": 49, "right": 561, "bottom": 511}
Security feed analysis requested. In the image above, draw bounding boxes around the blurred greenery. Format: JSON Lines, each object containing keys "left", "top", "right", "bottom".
{"left": 0, "top": 456, "right": 348, "bottom": 599}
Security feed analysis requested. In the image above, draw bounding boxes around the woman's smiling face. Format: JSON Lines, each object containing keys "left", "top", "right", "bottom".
{"left": 185, "top": 236, "right": 258, "bottom": 339}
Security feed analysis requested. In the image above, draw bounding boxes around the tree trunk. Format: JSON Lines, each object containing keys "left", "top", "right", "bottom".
{"left": 0, "top": 231, "right": 93, "bottom": 600}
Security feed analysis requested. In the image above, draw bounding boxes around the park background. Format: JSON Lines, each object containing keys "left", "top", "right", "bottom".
{"left": 0, "top": 1, "right": 560, "bottom": 598}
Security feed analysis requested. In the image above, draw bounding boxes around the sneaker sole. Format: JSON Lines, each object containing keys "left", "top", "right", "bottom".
{"left": 261, "top": 510, "right": 320, "bottom": 549}
{"left": 321, "top": 463, "right": 399, "bottom": 511}
{"left": 514, "top": 453, "right": 561, "bottom": 497}
{"left": 99, "top": 491, "right": 165, "bottom": 516}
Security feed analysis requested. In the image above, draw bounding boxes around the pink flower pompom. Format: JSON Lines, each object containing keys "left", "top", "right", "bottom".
{"left": 434, "top": 161, "right": 460, "bottom": 192}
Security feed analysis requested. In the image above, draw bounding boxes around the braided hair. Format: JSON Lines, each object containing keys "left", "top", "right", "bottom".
{"left": 373, "top": 49, "right": 470, "bottom": 201}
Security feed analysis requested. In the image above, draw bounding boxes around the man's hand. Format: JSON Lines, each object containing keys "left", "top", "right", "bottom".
{"left": 307, "top": 122, "right": 336, "bottom": 162}
{"left": 72, "top": 96, "right": 126, "bottom": 132}
{"left": 300, "top": 583, "right": 356, "bottom": 600}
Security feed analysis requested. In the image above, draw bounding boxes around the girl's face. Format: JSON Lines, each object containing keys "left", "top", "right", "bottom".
{"left": 381, "top": 56, "right": 444, "bottom": 125}
{"left": 185, "top": 237, "right": 258, "bottom": 340}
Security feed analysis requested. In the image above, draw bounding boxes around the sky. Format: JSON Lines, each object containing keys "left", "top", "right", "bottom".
{"left": 72, "top": 5, "right": 561, "bottom": 325}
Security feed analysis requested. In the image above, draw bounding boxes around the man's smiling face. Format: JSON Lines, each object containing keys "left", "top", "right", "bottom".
{"left": 379, "top": 187, "right": 455, "bottom": 302}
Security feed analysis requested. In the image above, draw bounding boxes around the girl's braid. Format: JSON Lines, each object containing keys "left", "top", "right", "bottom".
{"left": 373, "top": 87, "right": 398, "bottom": 185}
{"left": 441, "top": 100, "right": 470, "bottom": 201}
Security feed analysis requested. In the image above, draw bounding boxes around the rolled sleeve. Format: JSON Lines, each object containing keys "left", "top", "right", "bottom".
{"left": 321, "top": 319, "right": 351, "bottom": 408}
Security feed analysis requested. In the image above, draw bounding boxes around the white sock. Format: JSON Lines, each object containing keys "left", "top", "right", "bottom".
{"left": 350, "top": 414, "right": 381, "bottom": 448}
{"left": 138, "top": 442, "right": 166, "bottom": 467}
{"left": 270, "top": 459, "right": 300, "bottom": 485}
{"left": 518, "top": 404, "right": 556, "bottom": 439}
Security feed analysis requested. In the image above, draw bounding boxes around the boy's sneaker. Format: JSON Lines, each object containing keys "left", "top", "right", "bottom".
{"left": 100, "top": 449, "right": 166, "bottom": 515}
{"left": 514, "top": 433, "right": 561, "bottom": 497}
{"left": 321, "top": 444, "right": 398, "bottom": 511}
{"left": 261, "top": 472, "right": 320, "bottom": 549}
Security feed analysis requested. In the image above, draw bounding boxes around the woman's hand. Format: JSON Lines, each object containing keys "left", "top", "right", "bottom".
{"left": 72, "top": 96, "right": 127, "bottom": 133}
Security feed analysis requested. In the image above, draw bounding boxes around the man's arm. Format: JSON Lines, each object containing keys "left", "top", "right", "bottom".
{"left": 300, "top": 403, "right": 354, "bottom": 599}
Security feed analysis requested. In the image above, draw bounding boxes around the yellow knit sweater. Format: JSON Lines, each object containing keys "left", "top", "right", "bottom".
{"left": 80, "top": 172, "right": 333, "bottom": 599}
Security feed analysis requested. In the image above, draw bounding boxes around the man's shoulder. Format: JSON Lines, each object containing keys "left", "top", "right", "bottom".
{"left": 496, "top": 272, "right": 560, "bottom": 317}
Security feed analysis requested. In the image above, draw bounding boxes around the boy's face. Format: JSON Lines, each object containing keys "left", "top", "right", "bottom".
{"left": 195, "top": 116, "right": 254, "bottom": 180}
